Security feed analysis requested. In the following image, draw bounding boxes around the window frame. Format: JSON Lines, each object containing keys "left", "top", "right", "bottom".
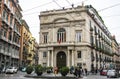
{"left": 57, "top": 28, "right": 66, "bottom": 43}
{"left": 77, "top": 51, "right": 82, "bottom": 58}
{"left": 76, "top": 31, "right": 82, "bottom": 42}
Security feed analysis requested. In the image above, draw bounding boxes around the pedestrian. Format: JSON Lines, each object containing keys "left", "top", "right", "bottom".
{"left": 78, "top": 67, "right": 83, "bottom": 78}
{"left": 91, "top": 67, "right": 94, "bottom": 74}
{"left": 70, "top": 66, "right": 74, "bottom": 74}
{"left": 74, "top": 68, "right": 78, "bottom": 77}
{"left": 84, "top": 68, "right": 88, "bottom": 76}
{"left": 95, "top": 67, "right": 98, "bottom": 75}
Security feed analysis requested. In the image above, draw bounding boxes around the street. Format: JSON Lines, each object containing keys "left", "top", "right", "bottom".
{"left": 1, "top": 72, "right": 120, "bottom": 79}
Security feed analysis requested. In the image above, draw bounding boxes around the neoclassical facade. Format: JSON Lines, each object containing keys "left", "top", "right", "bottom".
{"left": 39, "top": 5, "right": 119, "bottom": 71}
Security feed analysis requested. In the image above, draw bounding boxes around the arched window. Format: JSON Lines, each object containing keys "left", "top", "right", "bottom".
{"left": 57, "top": 28, "right": 66, "bottom": 43}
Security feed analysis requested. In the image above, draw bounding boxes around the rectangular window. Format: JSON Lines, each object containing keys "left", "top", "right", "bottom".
{"left": 5, "top": 13, "right": 8, "bottom": 22}
{"left": 90, "top": 20, "right": 92, "bottom": 27}
{"left": 90, "top": 35, "right": 94, "bottom": 46}
{"left": 43, "top": 52, "right": 47, "bottom": 57}
{"left": 3, "top": 29, "right": 7, "bottom": 37}
{"left": 76, "top": 31, "right": 82, "bottom": 42}
{"left": 77, "top": 51, "right": 81, "bottom": 58}
{"left": 2, "top": 10, "right": 6, "bottom": 19}
{"left": 43, "top": 33, "right": 48, "bottom": 43}
{"left": 10, "top": 15, "right": 13, "bottom": 25}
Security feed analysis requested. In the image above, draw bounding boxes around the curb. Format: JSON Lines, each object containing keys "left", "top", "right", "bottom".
{"left": 24, "top": 75, "right": 77, "bottom": 79}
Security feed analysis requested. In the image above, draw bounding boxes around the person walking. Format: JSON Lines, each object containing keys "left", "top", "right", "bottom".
{"left": 84, "top": 68, "right": 88, "bottom": 76}
{"left": 74, "top": 68, "right": 78, "bottom": 77}
{"left": 78, "top": 67, "right": 83, "bottom": 78}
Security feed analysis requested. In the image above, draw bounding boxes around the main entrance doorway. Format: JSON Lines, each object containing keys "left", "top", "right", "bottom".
{"left": 57, "top": 51, "right": 66, "bottom": 68}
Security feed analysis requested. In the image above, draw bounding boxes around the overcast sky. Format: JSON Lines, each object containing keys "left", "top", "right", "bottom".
{"left": 19, "top": 0, "right": 120, "bottom": 43}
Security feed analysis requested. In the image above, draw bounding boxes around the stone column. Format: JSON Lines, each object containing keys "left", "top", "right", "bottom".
{"left": 72, "top": 50, "right": 74, "bottom": 66}
{"left": 51, "top": 50, "right": 54, "bottom": 67}
{"left": 67, "top": 50, "right": 70, "bottom": 67}
{"left": 47, "top": 51, "right": 50, "bottom": 66}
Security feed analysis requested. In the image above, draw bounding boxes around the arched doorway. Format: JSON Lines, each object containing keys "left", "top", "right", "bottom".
{"left": 57, "top": 51, "right": 66, "bottom": 68}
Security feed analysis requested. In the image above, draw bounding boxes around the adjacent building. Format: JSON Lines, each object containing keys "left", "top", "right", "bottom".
{"left": 112, "top": 36, "right": 120, "bottom": 68}
{"left": 20, "top": 20, "right": 39, "bottom": 67}
{"left": 39, "top": 5, "right": 120, "bottom": 71}
{"left": 32, "top": 38, "right": 39, "bottom": 65}
{"left": 0, "top": 0, "right": 22, "bottom": 68}
{"left": 20, "top": 20, "right": 31, "bottom": 67}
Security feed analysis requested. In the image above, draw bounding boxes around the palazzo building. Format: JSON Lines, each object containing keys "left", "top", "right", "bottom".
{"left": 39, "top": 5, "right": 119, "bottom": 71}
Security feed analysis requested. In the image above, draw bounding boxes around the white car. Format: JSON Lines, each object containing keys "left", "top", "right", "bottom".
{"left": 107, "top": 69, "right": 119, "bottom": 78}
{"left": 6, "top": 67, "right": 18, "bottom": 74}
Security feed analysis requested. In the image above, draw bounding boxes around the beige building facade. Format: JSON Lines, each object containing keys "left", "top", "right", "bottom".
{"left": 39, "top": 5, "right": 119, "bottom": 71}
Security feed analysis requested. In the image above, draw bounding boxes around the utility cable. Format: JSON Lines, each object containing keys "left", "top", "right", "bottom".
{"left": 23, "top": 1, "right": 54, "bottom": 13}
{"left": 65, "top": 0, "right": 71, "bottom": 5}
{"left": 53, "top": 0, "right": 76, "bottom": 20}
{"left": 22, "top": 0, "right": 88, "bottom": 16}
{"left": 98, "top": 2, "right": 120, "bottom": 12}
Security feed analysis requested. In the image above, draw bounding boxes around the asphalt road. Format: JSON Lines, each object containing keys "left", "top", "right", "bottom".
{"left": 0, "top": 71, "right": 120, "bottom": 79}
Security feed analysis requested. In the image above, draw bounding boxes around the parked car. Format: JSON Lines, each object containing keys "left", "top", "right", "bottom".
{"left": 107, "top": 69, "right": 119, "bottom": 78}
{"left": 1, "top": 67, "right": 6, "bottom": 73}
{"left": 6, "top": 67, "right": 18, "bottom": 74}
{"left": 21, "top": 67, "right": 26, "bottom": 72}
{"left": 100, "top": 69, "right": 107, "bottom": 76}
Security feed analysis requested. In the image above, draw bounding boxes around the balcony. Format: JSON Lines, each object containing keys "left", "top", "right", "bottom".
{"left": 8, "top": 39, "right": 12, "bottom": 44}
{"left": 2, "top": 17, "right": 9, "bottom": 26}
{"left": 14, "top": 14, "right": 22, "bottom": 24}
{"left": 4, "top": 0, "right": 11, "bottom": 11}
{"left": 11, "top": 51, "right": 19, "bottom": 59}
{"left": 0, "top": 48, "right": 4, "bottom": 54}
{"left": 0, "top": 35, "right": 8, "bottom": 42}
{"left": 14, "top": 29, "right": 21, "bottom": 36}
{"left": 13, "top": 42, "right": 20, "bottom": 47}
{"left": 9, "top": 24, "right": 14, "bottom": 29}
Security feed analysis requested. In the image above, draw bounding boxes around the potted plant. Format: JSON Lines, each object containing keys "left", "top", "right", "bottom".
{"left": 26, "top": 65, "right": 33, "bottom": 74}
{"left": 60, "top": 66, "right": 69, "bottom": 76}
{"left": 47, "top": 66, "right": 53, "bottom": 73}
{"left": 35, "top": 64, "right": 43, "bottom": 76}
